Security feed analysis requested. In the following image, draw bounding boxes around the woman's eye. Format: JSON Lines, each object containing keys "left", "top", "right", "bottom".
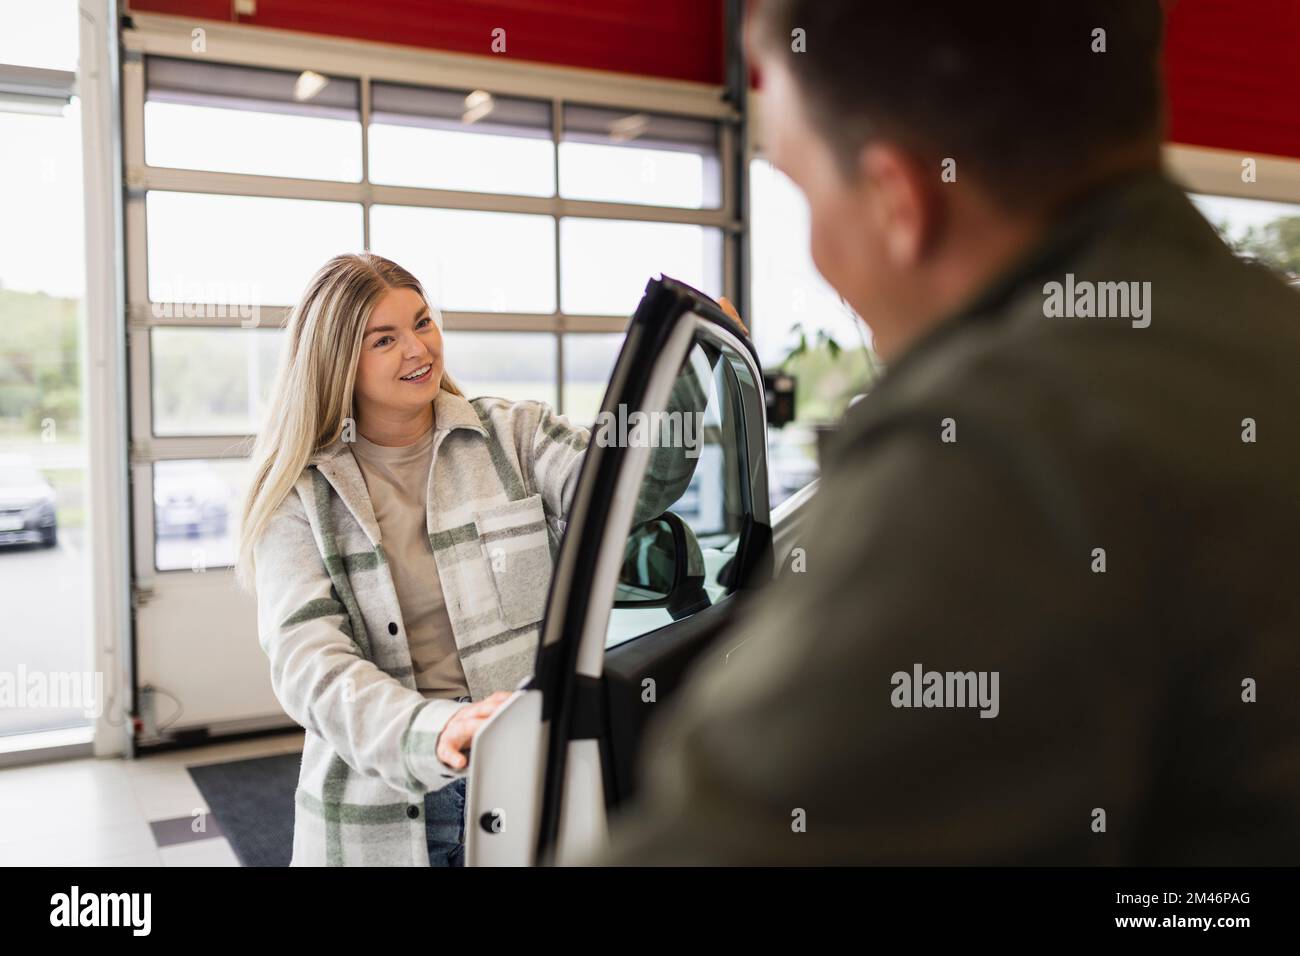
{"left": 374, "top": 336, "right": 392, "bottom": 348}
{"left": 417, "top": 316, "right": 431, "bottom": 329}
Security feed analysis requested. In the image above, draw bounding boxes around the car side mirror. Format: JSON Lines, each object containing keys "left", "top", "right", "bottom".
{"left": 614, "top": 512, "right": 712, "bottom": 621}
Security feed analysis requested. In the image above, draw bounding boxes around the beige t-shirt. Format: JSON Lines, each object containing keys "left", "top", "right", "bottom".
{"left": 350, "top": 424, "right": 471, "bottom": 701}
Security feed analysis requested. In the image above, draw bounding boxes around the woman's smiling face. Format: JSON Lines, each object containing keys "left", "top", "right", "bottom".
{"left": 353, "top": 287, "right": 445, "bottom": 422}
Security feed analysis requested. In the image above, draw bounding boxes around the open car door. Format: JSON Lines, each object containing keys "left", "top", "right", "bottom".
{"left": 464, "top": 276, "right": 771, "bottom": 866}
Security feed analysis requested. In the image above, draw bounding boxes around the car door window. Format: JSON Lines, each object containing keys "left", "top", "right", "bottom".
{"left": 605, "top": 335, "right": 759, "bottom": 649}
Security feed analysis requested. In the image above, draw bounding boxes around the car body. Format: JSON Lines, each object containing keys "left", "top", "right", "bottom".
{"left": 0, "top": 455, "right": 58, "bottom": 548}
{"left": 766, "top": 424, "right": 821, "bottom": 505}
{"left": 153, "top": 462, "right": 230, "bottom": 538}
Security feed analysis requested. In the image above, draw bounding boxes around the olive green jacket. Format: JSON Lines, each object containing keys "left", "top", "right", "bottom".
{"left": 598, "top": 170, "right": 1300, "bottom": 865}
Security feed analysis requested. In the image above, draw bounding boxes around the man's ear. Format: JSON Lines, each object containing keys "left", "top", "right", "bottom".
{"left": 859, "top": 142, "right": 943, "bottom": 267}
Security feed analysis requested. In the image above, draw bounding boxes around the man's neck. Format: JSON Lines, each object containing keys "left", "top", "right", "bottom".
{"left": 878, "top": 205, "right": 1050, "bottom": 362}
{"left": 881, "top": 158, "right": 1163, "bottom": 362}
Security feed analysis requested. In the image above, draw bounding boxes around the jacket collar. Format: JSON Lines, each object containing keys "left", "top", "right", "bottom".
{"left": 308, "top": 388, "right": 486, "bottom": 467}
{"left": 306, "top": 388, "right": 487, "bottom": 547}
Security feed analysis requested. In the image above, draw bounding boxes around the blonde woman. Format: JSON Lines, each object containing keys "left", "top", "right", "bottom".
{"left": 236, "top": 252, "right": 741, "bottom": 866}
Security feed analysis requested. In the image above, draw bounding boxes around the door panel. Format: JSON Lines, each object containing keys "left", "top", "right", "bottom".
{"left": 465, "top": 276, "right": 769, "bottom": 866}
{"left": 601, "top": 596, "right": 747, "bottom": 806}
{"left": 461, "top": 687, "right": 545, "bottom": 867}
{"left": 543, "top": 277, "right": 769, "bottom": 861}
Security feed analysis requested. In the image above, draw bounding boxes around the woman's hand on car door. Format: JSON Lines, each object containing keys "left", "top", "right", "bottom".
{"left": 436, "top": 690, "right": 513, "bottom": 770}
{"left": 718, "top": 296, "right": 748, "bottom": 335}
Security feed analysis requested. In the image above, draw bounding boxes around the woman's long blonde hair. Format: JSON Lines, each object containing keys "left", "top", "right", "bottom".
{"left": 233, "top": 252, "right": 461, "bottom": 592}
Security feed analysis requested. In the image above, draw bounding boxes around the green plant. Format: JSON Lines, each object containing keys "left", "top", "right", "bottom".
{"left": 778, "top": 320, "right": 879, "bottom": 424}
{"left": 783, "top": 322, "right": 843, "bottom": 361}
{"left": 1215, "top": 215, "right": 1300, "bottom": 279}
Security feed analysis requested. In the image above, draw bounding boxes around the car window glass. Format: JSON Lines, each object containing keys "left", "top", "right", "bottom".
{"left": 604, "top": 331, "right": 755, "bottom": 649}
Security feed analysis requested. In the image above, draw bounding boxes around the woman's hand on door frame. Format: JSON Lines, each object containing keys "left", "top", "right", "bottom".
{"left": 436, "top": 690, "right": 513, "bottom": 770}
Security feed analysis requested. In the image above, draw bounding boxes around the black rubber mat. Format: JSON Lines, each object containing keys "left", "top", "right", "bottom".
{"left": 187, "top": 752, "right": 301, "bottom": 867}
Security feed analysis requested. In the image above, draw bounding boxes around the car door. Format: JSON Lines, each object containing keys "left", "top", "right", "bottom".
{"left": 464, "top": 275, "right": 772, "bottom": 866}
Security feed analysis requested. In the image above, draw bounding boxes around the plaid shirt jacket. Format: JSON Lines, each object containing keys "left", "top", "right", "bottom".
{"left": 254, "top": 375, "right": 706, "bottom": 866}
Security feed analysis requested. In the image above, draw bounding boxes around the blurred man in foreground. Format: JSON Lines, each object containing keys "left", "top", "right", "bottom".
{"left": 595, "top": 0, "right": 1300, "bottom": 864}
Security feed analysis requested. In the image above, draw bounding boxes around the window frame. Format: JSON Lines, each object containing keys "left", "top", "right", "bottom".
{"left": 120, "top": 12, "right": 743, "bottom": 580}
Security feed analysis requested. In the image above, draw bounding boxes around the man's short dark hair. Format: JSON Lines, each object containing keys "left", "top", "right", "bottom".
{"left": 749, "top": 0, "right": 1166, "bottom": 211}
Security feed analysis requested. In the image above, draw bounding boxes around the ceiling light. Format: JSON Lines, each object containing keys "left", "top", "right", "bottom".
{"left": 610, "top": 113, "right": 650, "bottom": 142}
{"left": 462, "top": 89, "right": 494, "bottom": 124}
{"left": 293, "top": 70, "right": 329, "bottom": 102}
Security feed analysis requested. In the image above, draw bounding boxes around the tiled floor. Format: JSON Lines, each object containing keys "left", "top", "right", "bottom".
{"left": 0, "top": 731, "right": 304, "bottom": 866}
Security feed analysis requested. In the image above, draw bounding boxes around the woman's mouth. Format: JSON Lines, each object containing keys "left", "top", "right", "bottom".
{"left": 399, "top": 363, "right": 433, "bottom": 384}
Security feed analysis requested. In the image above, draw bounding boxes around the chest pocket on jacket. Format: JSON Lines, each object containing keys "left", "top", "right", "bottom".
{"left": 474, "top": 492, "right": 553, "bottom": 629}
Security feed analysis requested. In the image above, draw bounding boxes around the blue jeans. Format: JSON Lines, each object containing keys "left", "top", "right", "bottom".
{"left": 424, "top": 693, "right": 471, "bottom": 867}
{"left": 424, "top": 777, "right": 467, "bottom": 867}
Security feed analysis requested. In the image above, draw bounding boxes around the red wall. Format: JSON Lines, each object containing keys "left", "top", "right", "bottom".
{"left": 128, "top": 0, "right": 1300, "bottom": 160}
{"left": 127, "top": 0, "right": 726, "bottom": 85}
{"left": 1163, "top": 0, "right": 1300, "bottom": 160}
